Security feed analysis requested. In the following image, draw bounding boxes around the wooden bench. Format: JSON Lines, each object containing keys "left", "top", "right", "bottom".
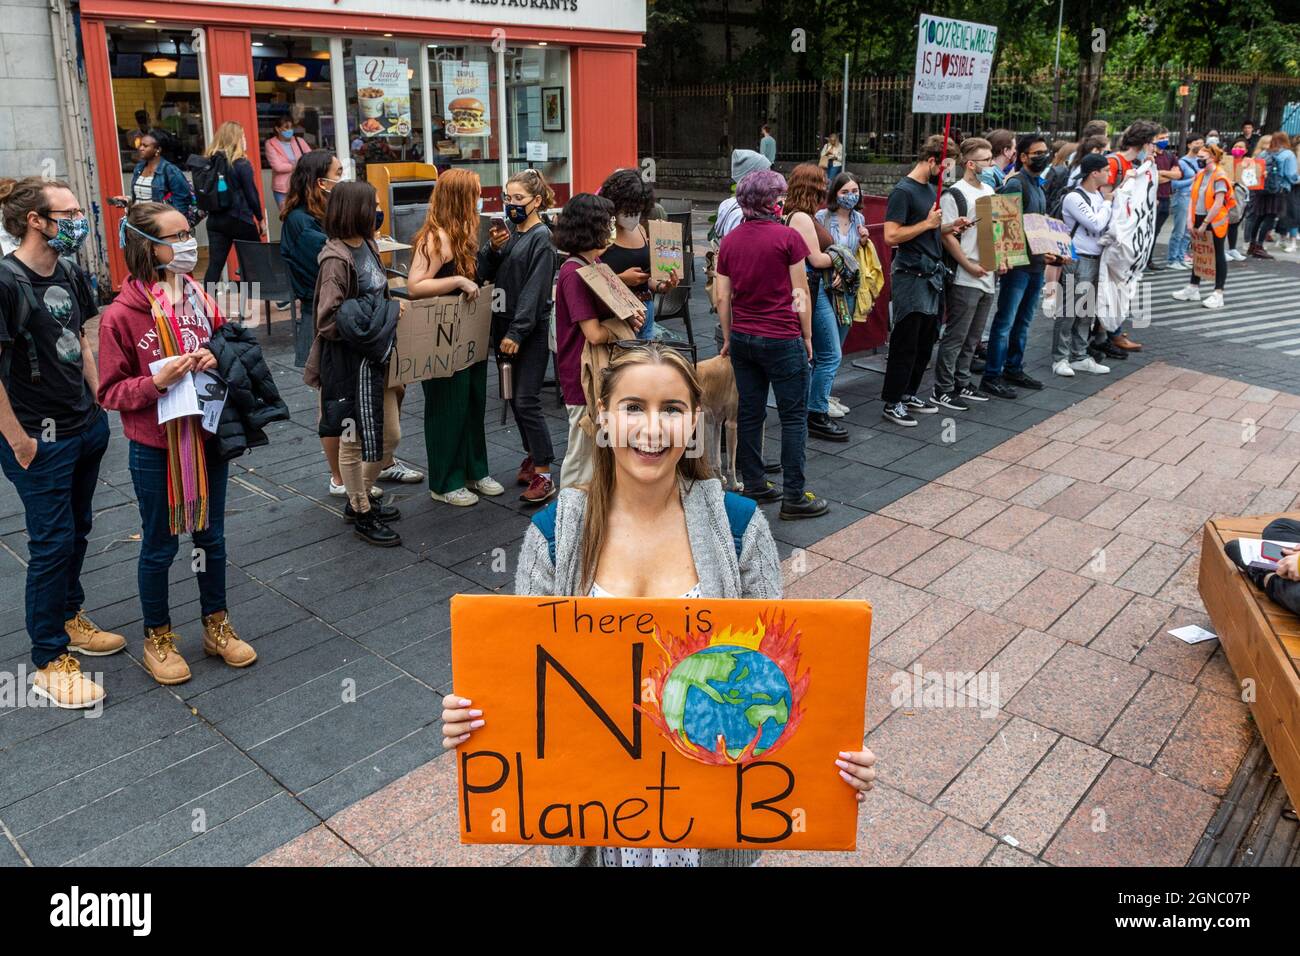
{"left": 1199, "top": 515, "right": 1300, "bottom": 809}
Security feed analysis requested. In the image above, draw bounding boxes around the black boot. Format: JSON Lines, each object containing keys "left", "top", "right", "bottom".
{"left": 345, "top": 500, "right": 401, "bottom": 523}
{"left": 808, "top": 411, "right": 849, "bottom": 442}
{"left": 353, "top": 509, "right": 402, "bottom": 547}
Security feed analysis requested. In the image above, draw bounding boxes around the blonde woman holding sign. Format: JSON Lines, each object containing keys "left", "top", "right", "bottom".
{"left": 440, "top": 341, "right": 877, "bottom": 866}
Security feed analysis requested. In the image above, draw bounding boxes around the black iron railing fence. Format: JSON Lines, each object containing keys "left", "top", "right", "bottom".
{"left": 640, "top": 68, "right": 1300, "bottom": 163}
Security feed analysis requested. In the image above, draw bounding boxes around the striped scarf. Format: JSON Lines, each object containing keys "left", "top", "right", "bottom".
{"left": 141, "top": 277, "right": 221, "bottom": 535}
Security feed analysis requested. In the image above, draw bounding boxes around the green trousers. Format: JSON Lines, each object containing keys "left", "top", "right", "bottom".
{"left": 422, "top": 361, "right": 489, "bottom": 495}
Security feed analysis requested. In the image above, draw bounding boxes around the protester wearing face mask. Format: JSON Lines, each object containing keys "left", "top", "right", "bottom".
{"left": 479, "top": 168, "right": 562, "bottom": 503}
{"left": 1167, "top": 133, "right": 1203, "bottom": 268}
{"left": 0, "top": 177, "right": 119, "bottom": 710}
{"left": 1225, "top": 140, "right": 1250, "bottom": 261}
{"left": 265, "top": 114, "right": 311, "bottom": 209}
{"left": 598, "top": 169, "right": 679, "bottom": 343}
{"left": 979, "top": 129, "right": 1017, "bottom": 189}
{"left": 203, "top": 121, "right": 266, "bottom": 287}
{"left": 1149, "top": 131, "right": 1180, "bottom": 271}
{"left": 119, "top": 133, "right": 194, "bottom": 219}
{"left": 980, "top": 133, "right": 1061, "bottom": 400}
{"left": 1172, "top": 144, "right": 1235, "bottom": 310}
{"left": 98, "top": 201, "right": 259, "bottom": 687}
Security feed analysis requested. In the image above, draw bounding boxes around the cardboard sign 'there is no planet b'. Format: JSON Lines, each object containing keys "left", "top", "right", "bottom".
{"left": 387, "top": 284, "right": 493, "bottom": 387}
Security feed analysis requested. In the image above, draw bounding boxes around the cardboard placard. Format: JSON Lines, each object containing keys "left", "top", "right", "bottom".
{"left": 648, "top": 219, "right": 685, "bottom": 281}
{"left": 976, "top": 193, "right": 1029, "bottom": 270}
{"left": 1237, "top": 158, "right": 1266, "bottom": 191}
{"left": 1191, "top": 230, "right": 1217, "bottom": 281}
{"left": 578, "top": 262, "right": 647, "bottom": 322}
{"left": 1220, "top": 155, "right": 1236, "bottom": 184}
{"left": 1022, "top": 213, "right": 1074, "bottom": 258}
{"left": 387, "top": 285, "right": 493, "bottom": 387}
{"left": 451, "top": 595, "right": 872, "bottom": 850}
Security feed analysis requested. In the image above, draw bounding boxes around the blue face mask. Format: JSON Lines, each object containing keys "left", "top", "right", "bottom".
{"left": 978, "top": 166, "right": 999, "bottom": 187}
{"left": 44, "top": 215, "right": 89, "bottom": 255}
{"left": 476, "top": 198, "right": 485, "bottom": 214}
{"left": 1156, "top": 139, "right": 1169, "bottom": 150}
{"left": 837, "top": 192, "right": 860, "bottom": 210}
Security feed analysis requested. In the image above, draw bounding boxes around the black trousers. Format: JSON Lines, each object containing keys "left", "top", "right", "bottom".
{"left": 204, "top": 214, "right": 260, "bottom": 286}
{"left": 1153, "top": 197, "right": 1170, "bottom": 246}
{"left": 1189, "top": 215, "right": 1226, "bottom": 291}
{"left": 1226, "top": 517, "right": 1300, "bottom": 616}
{"left": 506, "top": 327, "right": 555, "bottom": 467}
{"left": 882, "top": 310, "right": 940, "bottom": 404}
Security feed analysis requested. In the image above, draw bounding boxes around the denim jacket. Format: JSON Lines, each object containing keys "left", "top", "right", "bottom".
{"left": 130, "top": 159, "right": 194, "bottom": 217}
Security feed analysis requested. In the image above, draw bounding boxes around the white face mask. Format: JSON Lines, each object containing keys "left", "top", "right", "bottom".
{"left": 163, "top": 237, "right": 199, "bottom": 275}
{"left": 616, "top": 213, "right": 641, "bottom": 233}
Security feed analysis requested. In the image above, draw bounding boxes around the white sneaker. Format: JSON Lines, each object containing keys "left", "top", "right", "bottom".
{"left": 430, "top": 487, "right": 479, "bottom": 507}
{"left": 471, "top": 476, "right": 505, "bottom": 497}
{"left": 826, "top": 403, "right": 846, "bottom": 419}
{"left": 1202, "top": 290, "right": 1225, "bottom": 309}
{"left": 1171, "top": 285, "right": 1201, "bottom": 302}
{"left": 1227, "top": 249, "right": 1246, "bottom": 262}
{"left": 1168, "top": 260, "right": 1190, "bottom": 270}
{"left": 1286, "top": 240, "right": 1297, "bottom": 253}
{"left": 829, "top": 396, "right": 850, "bottom": 416}
{"left": 377, "top": 461, "right": 425, "bottom": 483}
{"left": 1052, "top": 360, "right": 1075, "bottom": 377}
{"left": 329, "top": 478, "right": 382, "bottom": 498}
{"left": 1069, "top": 357, "right": 1111, "bottom": 374}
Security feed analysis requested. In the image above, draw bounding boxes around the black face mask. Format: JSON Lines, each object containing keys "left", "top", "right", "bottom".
{"left": 1026, "top": 154, "right": 1050, "bottom": 174}
{"left": 929, "top": 171, "right": 941, "bottom": 185}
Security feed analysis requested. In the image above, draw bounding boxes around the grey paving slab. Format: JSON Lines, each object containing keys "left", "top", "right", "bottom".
{"left": 296, "top": 722, "right": 444, "bottom": 819}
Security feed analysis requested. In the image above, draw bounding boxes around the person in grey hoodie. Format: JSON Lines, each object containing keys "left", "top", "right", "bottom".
{"left": 440, "top": 342, "right": 877, "bottom": 867}
{"left": 714, "top": 149, "right": 773, "bottom": 241}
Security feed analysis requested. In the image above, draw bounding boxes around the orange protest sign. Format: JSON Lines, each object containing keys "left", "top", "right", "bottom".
{"left": 450, "top": 594, "right": 872, "bottom": 851}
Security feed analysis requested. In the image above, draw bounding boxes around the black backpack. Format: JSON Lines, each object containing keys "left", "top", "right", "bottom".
{"left": 1045, "top": 163, "right": 1073, "bottom": 218}
{"left": 0, "top": 256, "right": 79, "bottom": 385}
{"left": 192, "top": 151, "right": 233, "bottom": 213}
{"left": 941, "top": 185, "right": 969, "bottom": 274}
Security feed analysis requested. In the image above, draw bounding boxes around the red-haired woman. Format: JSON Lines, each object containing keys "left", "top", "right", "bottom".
{"left": 407, "top": 169, "right": 503, "bottom": 506}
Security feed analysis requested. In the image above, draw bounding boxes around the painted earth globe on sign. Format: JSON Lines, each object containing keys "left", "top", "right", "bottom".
{"left": 661, "top": 644, "right": 793, "bottom": 759}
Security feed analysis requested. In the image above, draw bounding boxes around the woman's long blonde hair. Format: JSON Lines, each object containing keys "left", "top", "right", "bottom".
{"left": 206, "top": 121, "right": 247, "bottom": 163}
{"left": 579, "top": 343, "right": 712, "bottom": 590}
{"left": 413, "top": 168, "right": 480, "bottom": 279}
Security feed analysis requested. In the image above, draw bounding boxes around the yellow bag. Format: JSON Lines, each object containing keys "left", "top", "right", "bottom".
{"left": 855, "top": 240, "right": 885, "bottom": 320}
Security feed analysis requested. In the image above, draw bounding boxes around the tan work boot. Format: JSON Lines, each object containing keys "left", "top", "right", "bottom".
{"left": 32, "top": 653, "right": 106, "bottom": 710}
{"left": 202, "top": 611, "right": 257, "bottom": 668}
{"left": 142, "top": 626, "right": 192, "bottom": 685}
{"left": 65, "top": 609, "right": 126, "bottom": 657}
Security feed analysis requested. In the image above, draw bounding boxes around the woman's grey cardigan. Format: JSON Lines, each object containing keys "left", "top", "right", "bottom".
{"left": 514, "top": 478, "right": 784, "bottom": 868}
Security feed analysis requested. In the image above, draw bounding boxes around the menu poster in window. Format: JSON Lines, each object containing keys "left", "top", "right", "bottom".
{"left": 444, "top": 61, "right": 492, "bottom": 138}
{"left": 355, "top": 56, "right": 411, "bottom": 139}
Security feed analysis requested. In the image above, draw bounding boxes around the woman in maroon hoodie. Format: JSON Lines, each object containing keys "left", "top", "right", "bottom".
{"left": 97, "top": 201, "right": 257, "bottom": 686}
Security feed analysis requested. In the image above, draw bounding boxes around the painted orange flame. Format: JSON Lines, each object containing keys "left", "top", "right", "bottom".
{"left": 639, "top": 608, "right": 810, "bottom": 766}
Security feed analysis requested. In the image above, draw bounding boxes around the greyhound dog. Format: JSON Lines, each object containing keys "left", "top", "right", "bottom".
{"left": 695, "top": 355, "right": 743, "bottom": 491}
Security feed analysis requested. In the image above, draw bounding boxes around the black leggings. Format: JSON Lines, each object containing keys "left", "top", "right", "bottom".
{"left": 505, "top": 327, "right": 555, "bottom": 468}
{"left": 1189, "top": 215, "right": 1226, "bottom": 291}
{"left": 1250, "top": 211, "right": 1278, "bottom": 246}
{"left": 204, "top": 214, "right": 261, "bottom": 286}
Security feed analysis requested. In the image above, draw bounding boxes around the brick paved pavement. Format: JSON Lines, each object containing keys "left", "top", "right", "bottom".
{"left": 1, "top": 232, "right": 1296, "bottom": 867}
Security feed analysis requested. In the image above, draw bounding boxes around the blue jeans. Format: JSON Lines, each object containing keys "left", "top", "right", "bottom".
{"left": 0, "top": 410, "right": 110, "bottom": 667}
{"left": 1167, "top": 189, "right": 1191, "bottom": 263}
{"left": 827, "top": 164, "right": 842, "bottom": 183}
{"left": 729, "top": 331, "right": 809, "bottom": 502}
{"left": 128, "top": 440, "right": 229, "bottom": 628}
{"left": 636, "top": 296, "right": 656, "bottom": 341}
{"left": 982, "top": 268, "right": 1045, "bottom": 381}
{"left": 807, "top": 284, "right": 842, "bottom": 413}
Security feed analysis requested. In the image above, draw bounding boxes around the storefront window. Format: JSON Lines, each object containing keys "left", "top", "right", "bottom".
{"left": 429, "top": 44, "right": 503, "bottom": 199}
{"left": 344, "top": 38, "right": 425, "bottom": 180}
{"left": 503, "top": 45, "right": 571, "bottom": 204}
{"left": 107, "top": 27, "right": 205, "bottom": 173}
{"left": 251, "top": 34, "right": 335, "bottom": 153}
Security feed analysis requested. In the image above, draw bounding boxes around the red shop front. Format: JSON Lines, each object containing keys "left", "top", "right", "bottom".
{"left": 78, "top": 0, "right": 646, "bottom": 287}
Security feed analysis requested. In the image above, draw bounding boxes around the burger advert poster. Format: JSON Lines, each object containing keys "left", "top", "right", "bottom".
{"left": 355, "top": 56, "right": 412, "bottom": 139}
{"left": 443, "top": 61, "right": 492, "bottom": 138}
